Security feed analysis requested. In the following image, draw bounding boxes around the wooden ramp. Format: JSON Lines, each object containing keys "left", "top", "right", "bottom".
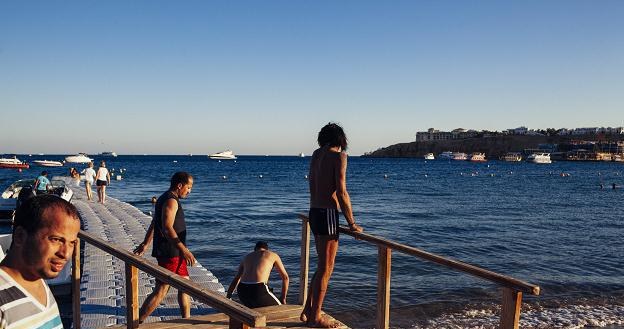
{"left": 103, "top": 305, "right": 349, "bottom": 329}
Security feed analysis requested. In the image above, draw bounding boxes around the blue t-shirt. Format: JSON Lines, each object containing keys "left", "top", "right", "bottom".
{"left": 36, "top": 176, "right": 50, "bottom": 191}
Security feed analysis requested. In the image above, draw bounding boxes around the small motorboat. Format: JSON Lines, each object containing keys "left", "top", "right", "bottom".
{"left": 100, "top": 151, "right": 117, "bottom": 157}
{"left": 209, "top": 150, "right": 237, "bottom": 160}
{"left": 452, "top": 152, "right": 468, "bottom": 161}
{"left": 0, "top": 156, "right": 29, "bottom": 169}
{"left": 0, "top": 178, "right": 74, "bottom": 220}
{"left": 65, "top": 153, "right": 93, "bottom": 164}
{"left": 469, "top": 152, "right": 487, "bottom": 162}
{"left": 33, "top": 160, "right": 64, "bottom": 167}
{"left": 424, "top": 153, "right": 435, "bottom": 160}
{"left": 527, "top": 153, "right": 552, "bottom": 164}
{"left": 438, "top": 151, "right": 454, "bottom": 160}
{"left": 501, "top": 152, "right": 523, "bottom": 162}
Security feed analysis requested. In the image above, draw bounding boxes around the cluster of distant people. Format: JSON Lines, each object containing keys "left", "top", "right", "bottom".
{"left": 0, "top": 123, "right": 362, "bottom": 328}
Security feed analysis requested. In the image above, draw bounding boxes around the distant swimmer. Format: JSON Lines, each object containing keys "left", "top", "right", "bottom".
{"left": 226, "top": 241, "right": 289, "bottom": 308}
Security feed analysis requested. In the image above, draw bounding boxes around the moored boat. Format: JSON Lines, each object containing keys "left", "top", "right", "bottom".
{"left": 100, "top": 151, "right": 117, "bottom": 157}
{"left": 501, "top": 152, "right": 523, "bottom": 162}
{"left": 33, "top": 160, "right": 64, "bottom": 167}
{"left": 452, "top": 152, "right": 468, "bottom": 161}
{"left": 0, "top": 156, "right": 29, "bottom": 169}
{"left": 469, "top": 152, "right": 487, "bottom": 162}
{"left": 424, "top": 153, "right": 435, "bottom": 160}
{"left": 439, "top": 151, "right": 454, "bottom": 160}
{"left": 209, "top": 150, "right": 237, "bottom": 160}
{"left": 65, "top": 153, "right": 93, "bottom": 164}
{"left": 527, "top": 153, "right": 552, "bottom": 164}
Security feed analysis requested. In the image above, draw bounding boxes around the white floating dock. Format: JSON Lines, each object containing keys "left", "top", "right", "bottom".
{"left": 68, "top": 179, "right": 224, "bottom": 328}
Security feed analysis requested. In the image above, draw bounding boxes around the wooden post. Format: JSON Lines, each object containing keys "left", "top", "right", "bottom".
{"left": 125, "top": 264, "right": 139, "bottom": 329}
{"left": 299, "top": 216, "right": 310, "bottom": 305}
{"left": 377, "top": 246, "right": 391, "bottom": 329}
{"left": 500, "top": 287, "right": 523, "bottom": 329}
{"left": 72, "top": 238, "right": 81, "bottom": 329}
{"left": 229, "top": 317, "right": 250, "bottom": 329}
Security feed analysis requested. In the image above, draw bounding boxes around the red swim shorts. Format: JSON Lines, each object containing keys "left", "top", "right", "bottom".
{"left": 157, "top": 256, "right": 189, "bottom": 277}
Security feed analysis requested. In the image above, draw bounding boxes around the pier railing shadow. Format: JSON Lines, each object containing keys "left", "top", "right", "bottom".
{"left": 297, "top": 214, "right": 540, "bottom": 329}
{"left": 72, "top": 230, "right": 265, "bottom": 329}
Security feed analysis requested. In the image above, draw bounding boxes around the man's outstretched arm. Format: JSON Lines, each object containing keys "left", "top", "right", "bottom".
{"left": 227, "top": 263, "right": 244, "bottom": 299}
{"left": 274, "top": 255, "right": 289, "bottom": 304}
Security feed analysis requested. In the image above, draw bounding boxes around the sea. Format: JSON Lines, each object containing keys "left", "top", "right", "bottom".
{"left": 1, "top": 155, "right": 623, "bottom": 329}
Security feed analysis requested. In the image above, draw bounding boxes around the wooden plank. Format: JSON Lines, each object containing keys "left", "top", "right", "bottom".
{"left": 298, "top": 214, "right": 540, "bottom": 296}
{"left": 72, "top": 238, "right": 81, "bottom": 329}
{"left": 377, "top": 246, "right": 391, "bottom": 329}
{"left": 79, "top": 230, "right": 266, "bottom": 327}
{"left": 500, "top": 288, "right": 522, "bottom": 329}
{"left": 298, "top": 218, "right": 310, "bottom": 305}
{"left": 228, "top": 317, "right": 249, "bottom": 329}
{"left": 125, "top": 264, "right": 139, "bottom": 329}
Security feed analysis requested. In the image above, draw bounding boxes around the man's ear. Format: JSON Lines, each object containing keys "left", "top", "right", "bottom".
{"left": 12, "top": 226, "right": 28, "bottom": 247}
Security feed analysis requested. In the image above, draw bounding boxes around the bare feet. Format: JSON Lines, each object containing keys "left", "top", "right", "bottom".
{"left": 307, "top": 315, "right": 340, "bottom": 328}
{"left": 300, "top": 305, "right": 310, "bottom": 322}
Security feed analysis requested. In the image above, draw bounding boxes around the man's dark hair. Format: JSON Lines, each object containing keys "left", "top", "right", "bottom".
{"left": 13, "top": 194, "right": 79, "bottom": 234}
{"left": 41, "top": 171, "right": 47, "bottom": 176}
{"left": 317, "top": 122, "right": 348, "bottom": 151}
{"left": 255, "top": 241, "right": 269, "bottom": 251}
{"left": 170, "top": 172, "right": 193, "bottom": 189}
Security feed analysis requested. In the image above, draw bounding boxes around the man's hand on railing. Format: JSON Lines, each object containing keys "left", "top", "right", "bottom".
{"left": 348, "top": 222, "right": 363, "bottom": 233}
{"left": 133, "top": 242, "right": 147, "bottom": 256}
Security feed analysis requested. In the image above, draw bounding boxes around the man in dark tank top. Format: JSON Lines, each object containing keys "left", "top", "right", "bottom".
{"left": 133, "top": 172, "right": 195, "bottom": 322}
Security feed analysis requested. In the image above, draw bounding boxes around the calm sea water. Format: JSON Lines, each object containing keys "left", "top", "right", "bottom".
{"left": 1, "top": 155, "right": 623, "bottom": 328}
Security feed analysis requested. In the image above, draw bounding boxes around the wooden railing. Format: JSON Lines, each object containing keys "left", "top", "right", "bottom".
{"left": 71, "top": 230, "right": 266, "bottom": 329}
{"left": 298, "top": 214, "right": 540, "bottom": 329}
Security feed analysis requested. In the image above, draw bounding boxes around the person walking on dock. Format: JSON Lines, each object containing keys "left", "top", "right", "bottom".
{"left": 226, "top": 241, "right": 289, "bottom": 308}
{"left": 34, "top": 171, "right": 51, "bottom": 195}
{"left": 301, "top": 123, "right": 363, "bottom": 328}
{"left": 81, "top": 162, "right": 96, "bottom": 201}
{"left": 0, "top": 195, "right": 80, "bottom": 329}
{"left": 95, "top": 161, "right": 111, "bottom": 204}
{"left": 133, "top": 172, "right": 196, "bottom": 322}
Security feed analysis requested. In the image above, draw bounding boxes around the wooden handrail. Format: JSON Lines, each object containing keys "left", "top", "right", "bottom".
{"left": 298, "top": 214, "right": 540, "bottom": 329}
{"left": 298, "top": 214, "right": 539, "bottom": 295}
{"left": 74, "top": 230, "right": 266, "bottom": 328}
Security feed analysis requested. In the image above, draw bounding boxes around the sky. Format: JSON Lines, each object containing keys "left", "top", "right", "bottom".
{"left": 1, "top": 1, "right": 623, "bottom": 155}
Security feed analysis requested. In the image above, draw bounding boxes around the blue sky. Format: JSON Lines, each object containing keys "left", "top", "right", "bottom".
{"left": 1, "top": 1, "right": 622, "bottom": 155}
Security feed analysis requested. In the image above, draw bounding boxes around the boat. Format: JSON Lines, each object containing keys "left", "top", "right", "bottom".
{"left": 0, "top": 178, "right": 73, "bottom": 221}
{"left": 65, "top": 153, "right": 93, "bottom": 163}
{"left": 469, "top": 152, "right": 487, "bottom": 162}
{"left": 209, "top": 150, "right": 237, "bottom": 160}
{"left": 424, "top": 153, "right": 435, "bottom": 160}
{"left": 452, "top": 152, "right": 468, "bottom": 161}
{"left": 100, "top": 151, "right": 117, "bottom": 157}
{"left": 0, "top": 156, "right": 29, "bottom": 169}
{"left": 299, "top": 153, "right": 305, "bottom": 157}
{"left": 527, "top": 153, "right": 552, "bottom": 164}
{"left": 439, "top": 151, "right": 454, "bottom": 160}
{"left": 501, "top": 152, "right": 523, "bottom": 162}
{"left": 33, "top": 160, "right": 64, "bottom": 167}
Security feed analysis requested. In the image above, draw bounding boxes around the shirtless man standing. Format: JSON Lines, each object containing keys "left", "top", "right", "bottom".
{"left": 226, "top": 241, "right": 289, "bottom": 308}
{"left": 301, "top": 123, "right": 363, "bottom": 328}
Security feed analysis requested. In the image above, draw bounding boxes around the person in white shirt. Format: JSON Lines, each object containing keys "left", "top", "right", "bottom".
{"left": 0, "top": 195, "right": 80, "bottom": 329}
{"left": 95, "top": 161, "right": 111, "bottom": 204}
{"left": 81, "top": 162, "right": 97, "bottom": 201}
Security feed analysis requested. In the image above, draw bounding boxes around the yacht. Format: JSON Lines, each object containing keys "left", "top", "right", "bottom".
{"left": 299, "top": 153, "right": 305, "bottom": 157}
{"left": 424, "top": 153, "right": 435, "bottom": 160}
{"left": 501, "top": 152, "right": 523, "bottom": 162}
{"left": 452, "top": 152, "right": 468, "bottom": 161}
{"left": 209, "top": 150, "right": 237, "bottom": 160}
{"left": 100, "top": 151, "right": 117, "bottom": 157}
{"left": 439, "top": 151, "right": 454, "bottom": 160}
{"left": 65, "top": 153, "right": 93, "bottom": 164}
{"left": 0, "top": 156, "right": 29, "bottom": 169}
{"left": 527, "top": 153, "right": 552, "bottom": 164}
{"left": 33, "top": 160, "right": 64, "bottom": 167}
{"left": 469, "top": 152, "right": 487, "bottom": 162}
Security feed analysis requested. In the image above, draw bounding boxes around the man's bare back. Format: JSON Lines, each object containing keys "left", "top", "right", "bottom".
{"left": 309, "top": 146, "right": 342, "bottom": 209}
{"left": 239, "top": 250, "right": 280, "bottom": 283}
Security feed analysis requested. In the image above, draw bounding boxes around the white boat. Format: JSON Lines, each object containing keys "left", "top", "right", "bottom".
{"left": 33, "top": 160, "right": 64, "bottom": 167}
{"left": 527, "top": 153, "right": 552, "bottom": 164}
{"left": 452, "top": 152, "right": 468, "bottom": 161}
{"left": 0, "top": 178, "right": 73, "bottom": 220}
{"left": 100, "top": 151, "right": 117, "bottom": 157}
{"left": 439, "top": 151, "right": 454, "bottom": 160}
{"left": 209, "top": 150, "right": 237, "bottom": 160}
{"left": 501, "top": 152, "right": 523, "bottom": 162}
{"left": 65, "top": 153, "right": 93, "bottom": 164}
{"left": 299, "top": 153, "right": 305, "bottom": 157}
{"left": 0, "top": 157, "right": 29, "bottom": 169}
{"left": 424, "top": 153, "right": 435, "bottom": 160}
{"left": 469, "top": 152, "right": 487, "bottom": 162}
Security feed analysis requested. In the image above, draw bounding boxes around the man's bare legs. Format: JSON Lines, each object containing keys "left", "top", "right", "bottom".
{"left": 85, "top": 182, "right": 93, "bottom": 200}
{"left": 301, "top": 235, "right": 340, "bottom": 328}
{"left": 178, "top": 277, "right": 191, "bottom": 318}
{"left": 139, "top": 281, "right": 170, "bottom": 323}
